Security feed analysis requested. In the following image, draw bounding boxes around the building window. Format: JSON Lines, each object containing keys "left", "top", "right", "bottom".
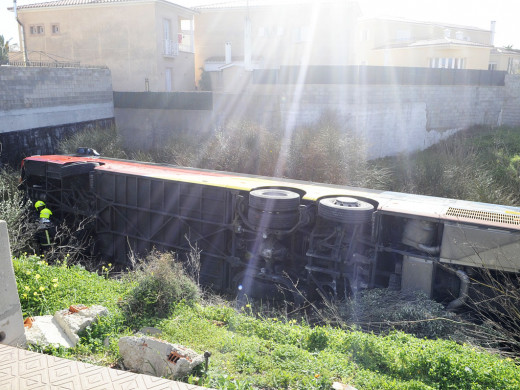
{"left": 430, "top": 57, "right": 466, "bottom": 69}
{"left": 488, "top": 63, "right": 497, "bottom": 70}
{"left": 165, "top": 68, "right": 172, "bottom": 92}
{"left": 396, "top": 29, "right": 411, "bottom": 41}
{"left": 163, "top": 19, "right": 178, "bottom": 56}
{"left": 293, "top": 26, "right": 310, "bottom": 43}
{"left": 258, "top": 27, "right": 268, "bottom": 37}
{"left": 30, "top": 25, "right": 45, "bottom": 35}
{"left": 51, "top": 24, "right": 60, "bottom": 34}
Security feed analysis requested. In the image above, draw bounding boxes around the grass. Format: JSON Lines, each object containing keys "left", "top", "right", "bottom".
{"left": 376, "top": 125, "right": 520, "bottom": 206}
{"left": 13, "top": 254, "right": 520, "bottom": 389}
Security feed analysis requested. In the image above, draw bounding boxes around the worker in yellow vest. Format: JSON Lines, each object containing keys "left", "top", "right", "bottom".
{"left": 34, "top": 200, "right": 53, "bottom": 250}
{"left": 35, "top": 200, "right": 53, "bottom": 223}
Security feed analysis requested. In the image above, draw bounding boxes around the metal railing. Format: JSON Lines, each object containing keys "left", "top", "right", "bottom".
{"left": 4, "top": 60, "right": 107, "bottom": 69}
{"left": 163, "top": 40, "right": 179, "bottom": 57}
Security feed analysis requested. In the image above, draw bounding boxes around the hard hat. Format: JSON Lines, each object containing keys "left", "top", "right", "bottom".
{"left": 35, "top": 200, "right": 46, "bottom": 209}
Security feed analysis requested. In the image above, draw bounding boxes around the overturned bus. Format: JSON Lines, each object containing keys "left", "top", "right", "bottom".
{"left": 20, "top": 153, "right": 520, "bottom": 307}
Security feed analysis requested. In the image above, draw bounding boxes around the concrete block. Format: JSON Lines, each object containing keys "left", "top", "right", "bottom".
{"left": 119, "top": 336, "right": 204, "bottom": 379}
{"left": 0, "top": 220, "right": 26, "bottom": 347}
{"left": 25, "top": 304, "right": 108, "bottom": 348}
{"left": 24, "top": 315, "right": 74, "bottom": 348}
{"left": 54, "top": 305, "right": 109, "bottom": 345}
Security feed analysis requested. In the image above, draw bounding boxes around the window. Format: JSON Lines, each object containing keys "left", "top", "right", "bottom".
{"left": 163, "top": 19, "right": 178, "bottom": 56}
{"left": 51, "top": 24, "right": 60, "bottom": 34}
{"left": 443, "top": 28, "right": 451, "bottom": 38}
{"left": 180, "top": 19, "right": 191, "bottom": 31}
{"left": 30, "top": 25, "right": 44, "bottom": 35}
{"left": 163, "top": 19, "right": 171, "bottom": 41}
{"left": 293, "top": 26, "right": 310, "bottom": 43}
{"left": 488, "top": 63, "right": 497, "bottom": 70}
{"left": 430, "top": 57, "right": 466, "bottom": 69}
{"left": 165, "top": 68, "right": 172, "bottom": 92}
{"left": 258, "top": 27, "right": 268, "bottom": 37}
{"left": 396, "top": 30, "right": 411, "bottom": 41}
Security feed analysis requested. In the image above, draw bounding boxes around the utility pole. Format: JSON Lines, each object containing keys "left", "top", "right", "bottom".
{"left": 13, "top": 0, "right": 28, "bottom": 64}
{"left": 244, "top": 0, "right": 252, "bottom": 70}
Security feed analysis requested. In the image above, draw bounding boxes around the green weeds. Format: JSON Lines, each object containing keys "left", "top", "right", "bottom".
{"left": 12, "top": 255, "right": 520, "bottom": 389}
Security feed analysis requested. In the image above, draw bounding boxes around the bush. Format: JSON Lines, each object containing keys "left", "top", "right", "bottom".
{"left": 196, "top": 121, "right": 282, "bottom": 176}
{"left": 287, "top": 112, "right": 391, "bottom": 189}
{"left": 331, "top": 289, "right": 461, "bottom": 339}
{"left": 0, "top": 168, "right": 35, "bottom": 255}
{"left": 122, "top": 251, "right": 200, "bottom": 324}
{"left": 58, "top": 125, "right": 128, "bottom": 159}
{"left": 380, "top": 126, "right": 518, "bottom": 205}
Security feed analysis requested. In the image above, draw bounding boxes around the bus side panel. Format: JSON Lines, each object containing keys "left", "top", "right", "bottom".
{"left": 94, "top": 171, "right": 234, "bottom": 290}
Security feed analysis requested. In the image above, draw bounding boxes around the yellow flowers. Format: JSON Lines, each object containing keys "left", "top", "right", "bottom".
{"left": 35, "top": 274, "right": 41, "bottom": 280}
{"left": 53, "top": 283, "right": 58, "bottom": 288}
{"left": 39, "top": 286, "right": 45, "bottom": 292}
{"left": 52, "top": 278, "right": 58, "bottom": 283}
{"left": 24, "top": 286, "right": 30, "bottom": 291}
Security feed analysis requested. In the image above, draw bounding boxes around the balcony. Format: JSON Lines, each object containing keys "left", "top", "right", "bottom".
{"left": 163, "top": 40, "right": 179, "bottom": 57}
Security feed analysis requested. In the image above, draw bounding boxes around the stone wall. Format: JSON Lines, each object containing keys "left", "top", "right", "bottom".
{"left": 0, "top": 118, "right": 115, "bottom": 166}
{"left": 115, "top": 75, "right": 520, "bottom": 159}
{"left": 501, "top": 75, "right": 520, "bottom": 126}
{"left": 0, "top": 66, "right": 115, "bottom": 165}
{"left": 0, "top": 66, "right": 114, "bottom": 133}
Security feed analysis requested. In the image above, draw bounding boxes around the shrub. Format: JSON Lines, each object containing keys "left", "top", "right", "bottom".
{"left": 196, "top": 121, "right": 282, "bottom": 176}
{"left": 332, "top": 289, "right": 462, "bottom": 339}
{"left": 58, "top": 125, "right": 128, "bottom": 159}
{"left": 122, "top": 250, "right": 200, "bottom": 324}
{"left": 0, "top": 168, "right": 35, "bottom": 255}
{"left": 380, "top": 126, "right": 518, "bottom": 205}
{"left": 287, "top": 112, "right": 391, "bottom": 189}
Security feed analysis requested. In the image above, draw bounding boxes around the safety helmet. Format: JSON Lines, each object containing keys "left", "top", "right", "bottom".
{"left": 35, "top": 200, "right": 46, "bottom": 209}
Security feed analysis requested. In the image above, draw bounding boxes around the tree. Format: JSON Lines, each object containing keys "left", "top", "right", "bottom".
{"left": 0, "top": 35, "right": 11, "bottom": 64}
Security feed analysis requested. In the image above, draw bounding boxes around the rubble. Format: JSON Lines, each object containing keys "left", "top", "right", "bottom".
{"left": 119, "top": 335, "right": 204, "bottom": 379}
{"left": 24, "top": 305, "right": 108, "bottom": 348}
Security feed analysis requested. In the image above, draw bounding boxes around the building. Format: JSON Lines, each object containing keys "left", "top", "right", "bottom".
{"left": 355, "top": 17, "right": 494, "bottom": 70}
{"left": 9, "top": 0, "right": 197, "bottom": 92}
{"left": 193, "top": 0, "right": 362, "bottom": 91}
{"left": 489, "top": 47, "right": 520, "bottom": 74}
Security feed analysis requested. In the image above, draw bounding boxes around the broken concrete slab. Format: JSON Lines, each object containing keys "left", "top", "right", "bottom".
{"left": 24, "top": 305, "right": 108, "bottom": 348}
{"left": 54, "top": 305, "right": 109, "bottom": 345}
{"left": 24, "top": 315, "right": 75, "bottom": 348}
{"left": 119, "top": 335, "right": 204, "bottom": 379}
{"left": 332, "top": 382, "right": 358, "bottom": 390}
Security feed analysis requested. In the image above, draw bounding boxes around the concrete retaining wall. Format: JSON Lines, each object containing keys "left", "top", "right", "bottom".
{"left": 0, "top": 118, "right": 115, "bottom": 166}
{"left": 0, "top": 66, "right": 114, "bottom": 133}
{"left": 115, "top": 75, "right": 520, "bottom": 159}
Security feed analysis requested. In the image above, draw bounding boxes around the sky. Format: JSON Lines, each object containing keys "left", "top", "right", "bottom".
{"left": 1, "top": 0, "right": 519, "bottom": 48}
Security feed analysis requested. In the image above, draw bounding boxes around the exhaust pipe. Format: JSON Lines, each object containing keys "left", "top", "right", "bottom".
{"left": 447, "top": 269, "right": 469, "bottom": 311}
